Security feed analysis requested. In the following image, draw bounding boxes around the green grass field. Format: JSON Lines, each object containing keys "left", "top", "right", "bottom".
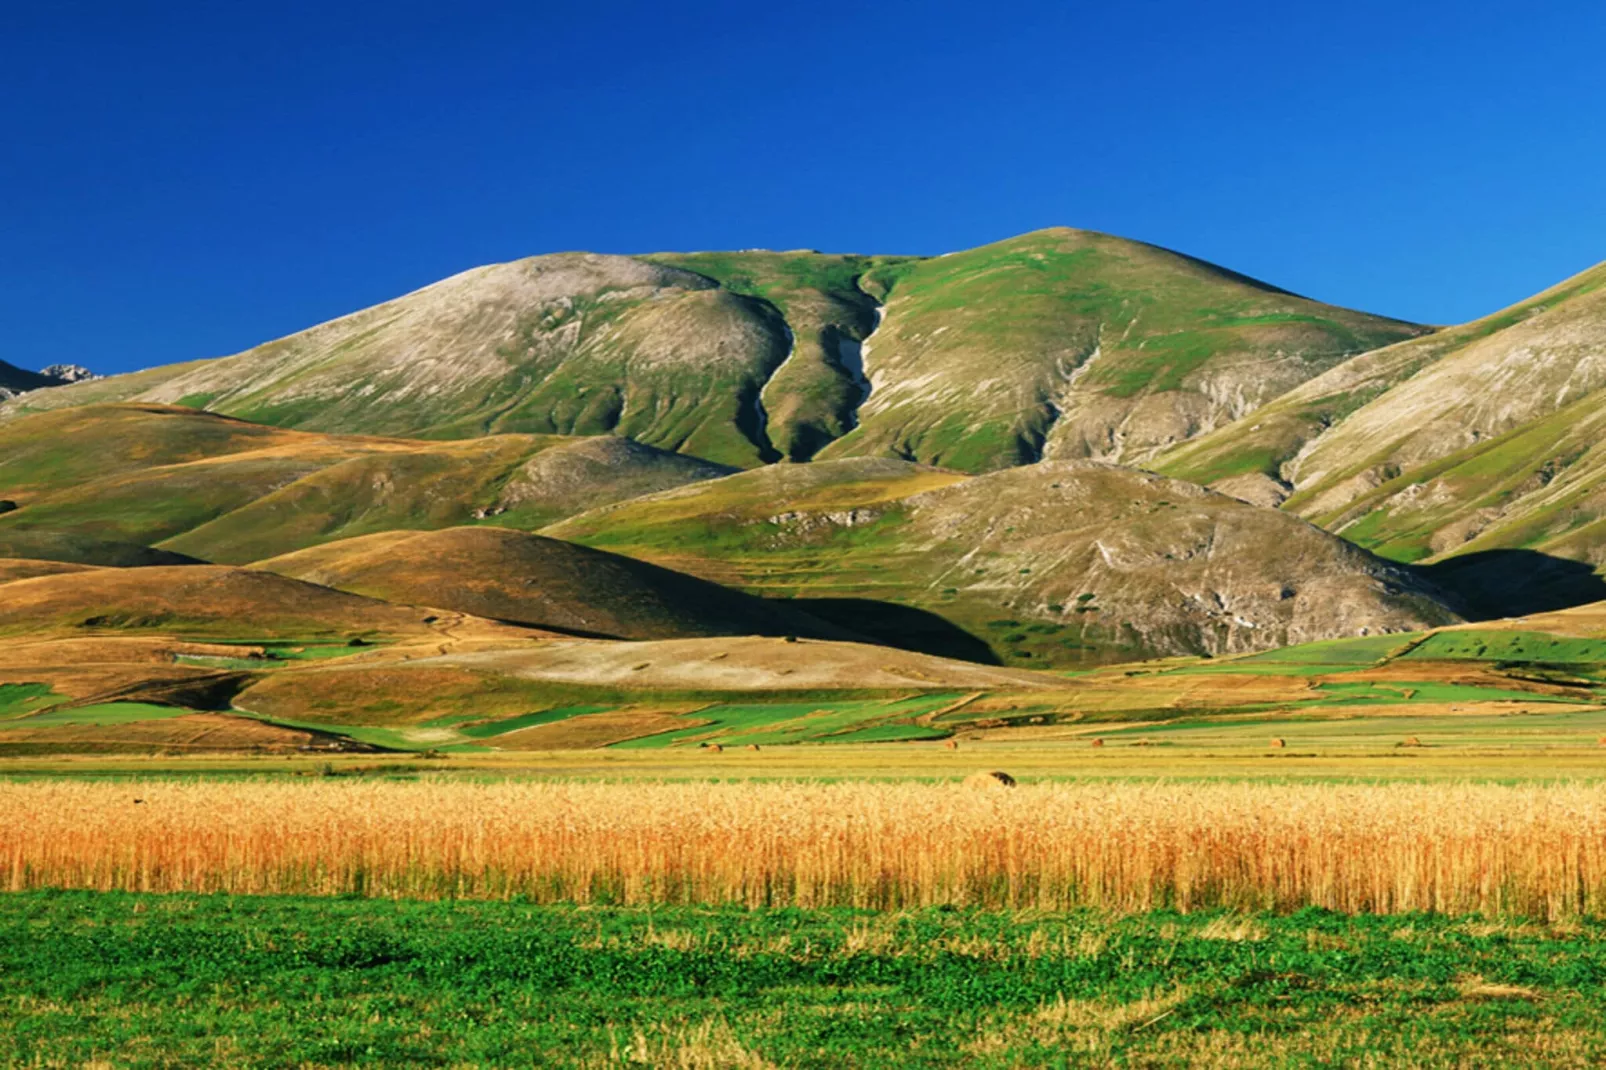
{"left": 5, "top": 893, "right": 1606, "bottom": 1068}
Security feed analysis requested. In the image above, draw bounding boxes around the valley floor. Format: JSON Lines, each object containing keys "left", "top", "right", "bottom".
{"left": 5, "top": 893, "right": 1606, "bottom": 1068}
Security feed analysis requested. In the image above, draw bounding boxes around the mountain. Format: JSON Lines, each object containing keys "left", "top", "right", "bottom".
{"left": 1, "top": 230, "right": 1422, "bottom": 473}
{"left": 0, "top": 360, "right": 81, "bottom": 401}
{"left": 37, "top": 364, "right": 96, "bottom": 383}
{"left": 252, "top": 527, "right": 853, "bottom": 641}
{"left": 546, "top": 458, "right": 1459, "bottom": 665}
{"left": 1153, "top": 258, "right": 1606, "bottom": 610}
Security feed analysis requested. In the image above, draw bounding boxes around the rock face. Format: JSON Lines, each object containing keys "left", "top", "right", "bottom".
{"left": 1, "top": 231, "right": 1420, "bottom": 473}
{"left": 548, "top": 458, "right": 1460, "bottom": 666}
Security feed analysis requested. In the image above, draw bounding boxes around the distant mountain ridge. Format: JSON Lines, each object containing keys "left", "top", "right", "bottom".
{"left": 0, "top": 360, "right": 94, "bottom": 400}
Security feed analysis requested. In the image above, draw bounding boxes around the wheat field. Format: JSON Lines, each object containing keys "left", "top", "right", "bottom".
{"left": 6, "top": 779, "right": 1606, "bottom": 918}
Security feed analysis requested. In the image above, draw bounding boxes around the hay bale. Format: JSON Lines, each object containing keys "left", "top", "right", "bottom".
{"left": 943, "top": 739, "right": 959, "bottom": 750}
{"left": 1090, "top": 738, "right": 1104, "bottom": 748}
{"left": 1402, "top": 736, "right": 1421, "bottom": 747}
{"left": 704, "top": 743, "right": 723, "bottom": 753}
{"left": 1269, "top": 738, "right": 1286, "bottom": 749}
{"left": 745, "top": 744, "right": 760, "bottom": 751}
{"left": 962, "top": 770, "right": 1016, "bottom": 789}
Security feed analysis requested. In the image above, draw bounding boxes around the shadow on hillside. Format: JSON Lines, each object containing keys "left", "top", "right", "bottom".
{"left": 786, "top": 598, "right": 1003, "bottom": 665}
{"left": 1417, "top": 550, "right": 1606, "bottom": 620}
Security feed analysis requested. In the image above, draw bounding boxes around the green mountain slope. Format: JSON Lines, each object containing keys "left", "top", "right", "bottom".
{"left": 1152, "top": 259, "right": 1606, "bottom": 596}
{"left": 812, "top": 228, "right": 1425, "bottom": 471}
{"left": 546, "top": 458, "right": 1458, "bottom": 666}
{"left": 3, "top": 231, "right": 1420, "bottom": 474}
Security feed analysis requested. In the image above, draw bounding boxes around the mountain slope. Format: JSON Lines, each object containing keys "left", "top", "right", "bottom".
{"left": 812, "top": 228, "right": 1426, "bottom": 471}
{"left": 547, "top": 459, "right": 1459, "bottom": 665}
{"left": 1, "top": 255, "right": 793, "bottom": 467}
{"left": 3, "top": 231, "right": 1421, "bottom": 474}
{"left": 252, "top": 527, "right": 854, "bottom": 641}
{"left": 1152, "top": 258, "right": 1606, "bottom": 594}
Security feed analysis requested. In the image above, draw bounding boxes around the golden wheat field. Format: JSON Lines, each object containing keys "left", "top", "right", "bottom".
{"left": 7, "top": 778, "right": 1606, "bottom": 918}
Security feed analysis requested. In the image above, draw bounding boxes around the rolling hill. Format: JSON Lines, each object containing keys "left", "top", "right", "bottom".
{"left": 0, "top": 404, "right": 737, "bottom": 564}
{"left": 252, "top": 527, "right": 853, "bottom": 641}
{"left": 0, "top": 565, "right": 456, "bottom": 640}
{"left": 547, "top": 458, "right": 1460, "bottom": 665}
{"left": 3, "top": 230, "right": 1422, "bottom": 473}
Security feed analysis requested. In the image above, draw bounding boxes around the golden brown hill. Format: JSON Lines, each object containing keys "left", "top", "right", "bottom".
{"left": 0, "top": 565, "right": 452, "bottom": 640}
{"left": 0, "top": 403, "right": 738, "bottom": 564}
{"left": 251, "top": 527, "right": 853, "bottom": 641}
{"left": 425, "top": 636, "right": 1063, "bottom": 692}
{"left": 0, "top": 558, "right": 99, "bottom": 583}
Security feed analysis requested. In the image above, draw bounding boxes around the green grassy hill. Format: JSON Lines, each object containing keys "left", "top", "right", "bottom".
{"left": 812, "top": 228, "right": 1424, "bottom": 471}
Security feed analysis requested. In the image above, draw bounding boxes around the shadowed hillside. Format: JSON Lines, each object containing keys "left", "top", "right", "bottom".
{"left": 252, "top": 527, "right": 855, "bottom": 642}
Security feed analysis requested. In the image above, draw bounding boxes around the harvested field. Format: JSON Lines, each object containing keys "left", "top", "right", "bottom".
{"left": 428, "top": 636, "right": 1059, "bottom": 691}
{"left": 7, "top": 779, "right": 1606, "bottom": 918}
{"left": 490, "top": 709, "right": 709, "bottom": 749}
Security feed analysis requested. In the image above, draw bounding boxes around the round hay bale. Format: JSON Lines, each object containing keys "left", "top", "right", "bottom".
{"left": 1402, "top": 736, "right": 1421, "bottom": 747}
{"left": 1269, "top": 738, "right": 1286, "bottom": 749}
{"left": 962, "top": 770, "right": 1016, "bottom": 789}
{"left": 943, "top": 738, "right": 959, "bottom": 750}
{"left": 704, "top": 743, "right": 723, "bottom": 753}
{"left": 1090, "top": 738, "right": 1104, "bottom": 748}
{"left": 745, "top": 744, "right": 760, "bottom": 751}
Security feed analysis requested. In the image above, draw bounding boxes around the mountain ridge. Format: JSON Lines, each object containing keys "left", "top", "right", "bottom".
{"left": 1, "top": 228, "right": 1425, "bottom": 475}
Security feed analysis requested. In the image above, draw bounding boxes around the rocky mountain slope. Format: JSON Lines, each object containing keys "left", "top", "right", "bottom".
{"left": 547, "top": 459, "right": 1459, "bottom": 665}
{"left": 2, "top": 230, "right": 1421, "bottom": 472}
{"left": 1153, "top": 258, "right": 1606, "bottom": 607}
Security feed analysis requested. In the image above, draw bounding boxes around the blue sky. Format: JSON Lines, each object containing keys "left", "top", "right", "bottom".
{"left": 4, "top": 0, "right": 1603, "bottom": 376}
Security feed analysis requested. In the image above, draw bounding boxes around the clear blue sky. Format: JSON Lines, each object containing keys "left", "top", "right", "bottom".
{"left": 5, "top": 0, "right": 1603, "bottom": 376}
